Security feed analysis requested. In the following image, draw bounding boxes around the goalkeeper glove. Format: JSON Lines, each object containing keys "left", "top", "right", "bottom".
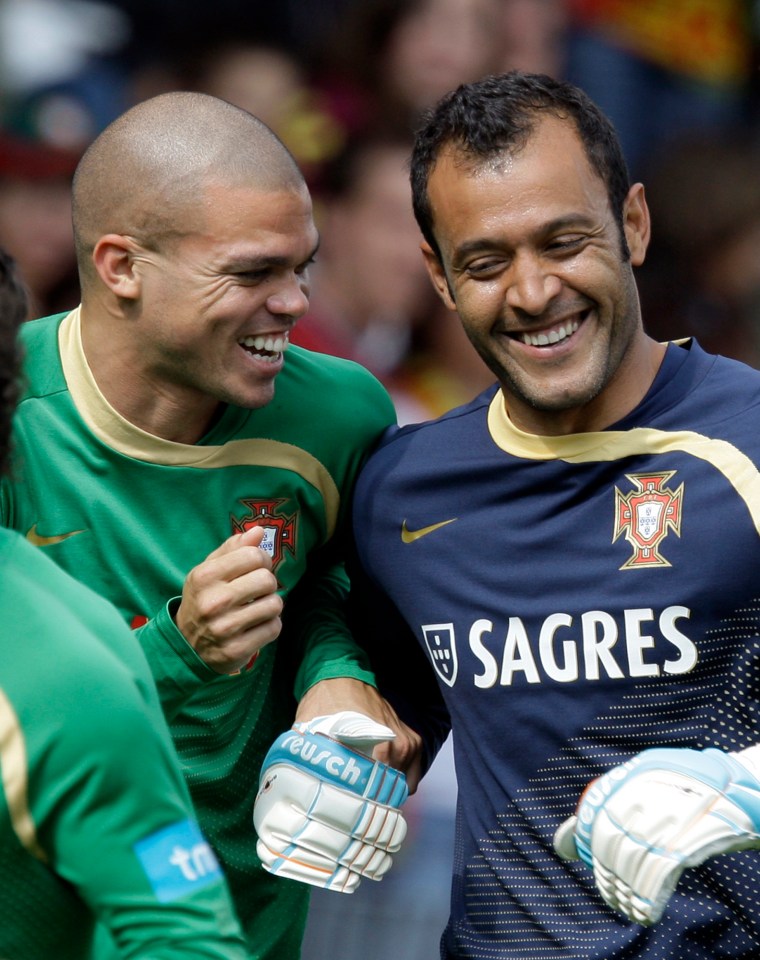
{"left": 553, "top": 745, "right": 760, "bottom": 925}
{"left": 253, "top": 711, "right": 408, "bottom": 893}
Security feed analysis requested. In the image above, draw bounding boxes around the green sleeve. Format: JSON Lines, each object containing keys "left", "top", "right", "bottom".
{"left": 290, "top": 559, "right": 377, "bottom": 701}
{"left": 28, "top": 643, "right": 248, "bottom": 958}
{"left": 289, "top": 372, "right": 395, "bottom": 701}
{"left": 134, "top": 600, "right": 220, "bottom": 721}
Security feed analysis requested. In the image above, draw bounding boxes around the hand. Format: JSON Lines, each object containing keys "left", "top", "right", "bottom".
{"left": 296, "top": 678, "right": 424, "bottom": 791}
{"left": 553, "top": 746, "right": 760, "bottom": 925}
{"left": 253, "top": 711, "right": 408, "bottom": 893}
{"left": 175, "top": 526, "right": 283, "bottom": 674}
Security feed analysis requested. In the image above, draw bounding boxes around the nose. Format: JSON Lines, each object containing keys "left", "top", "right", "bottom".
{"left": 266, "top": 273, "right": 310, "bottom": 320}
{"left": 505, "top": 252, "right": 562, "bottom": 316}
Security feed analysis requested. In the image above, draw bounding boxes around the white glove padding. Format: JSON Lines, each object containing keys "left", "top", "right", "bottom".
{"left": 253, "top": 711, "right": 409, "bottom": 893}
{"left": 553, "top": 746, "right": 760, "bottom": 925}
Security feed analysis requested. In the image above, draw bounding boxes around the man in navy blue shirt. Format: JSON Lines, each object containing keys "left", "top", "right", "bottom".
{"left": 350, "top": 71, "right": 760, "bottom": 959}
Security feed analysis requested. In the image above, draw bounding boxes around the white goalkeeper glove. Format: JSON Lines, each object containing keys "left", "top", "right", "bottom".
{"left": 253, "top": 711, "right": 408, "bottom": 893}
{"left": 553, "top": 745, "right": 760, "bottom": 925}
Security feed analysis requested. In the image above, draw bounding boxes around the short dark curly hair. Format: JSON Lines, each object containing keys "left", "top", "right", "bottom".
{"left": 0, "top": 248, "right": 28, "bottom": 476}
{"left": 410, "top": 71, "right": 632, "bottom": 263}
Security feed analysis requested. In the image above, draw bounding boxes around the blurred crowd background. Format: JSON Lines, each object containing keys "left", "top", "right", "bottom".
{"left": 2, "top": 1, "right": 760, "bottom": 957}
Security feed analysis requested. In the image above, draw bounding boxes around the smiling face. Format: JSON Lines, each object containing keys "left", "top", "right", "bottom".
{"left": 422, "top": 115, "right": 658, "bottom": 435}
{"left": 118, "top": 178, "right": 318, "bottom": 431}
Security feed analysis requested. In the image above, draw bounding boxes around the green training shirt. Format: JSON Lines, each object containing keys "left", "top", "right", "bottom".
{"left": 0, "top": 526, "right": 246, "bottom": 959}
{"left": 1, "top": 309, "right": 396, "bottom": 958}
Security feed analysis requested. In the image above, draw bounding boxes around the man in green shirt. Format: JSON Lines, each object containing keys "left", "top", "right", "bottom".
{"left": 0, "top": 246, "right": 248, "bottom": 958}
{"left": 0, "top": 92, "right": 418, "bottom": 958}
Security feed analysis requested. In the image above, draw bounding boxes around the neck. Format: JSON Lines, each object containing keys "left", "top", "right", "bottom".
{"left": 505, "top": 335, "right": 667, "bottom": 437}
{"left": 79, "top": 307, "right": 219, "bottom": 444}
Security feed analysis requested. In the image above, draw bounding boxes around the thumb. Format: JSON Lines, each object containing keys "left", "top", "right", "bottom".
{"left": 554, "top": 815, "right": 581, "bottom": 861}
{"left": 236, "top": 525, "right": 266, "bottom": 548}
{"left": 295, "top": 711, "right": 396, "bottom": 756}
{"left": 205, "top": 525, "right": 268, "bottom": 562}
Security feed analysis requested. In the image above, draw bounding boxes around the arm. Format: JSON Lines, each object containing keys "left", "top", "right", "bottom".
{"left": 252, "top": 546, "right": 428, "bottom": 894}
{"left": 135, "top": 526, "right": 284, "bottom": 719}
{"left": 554, "top": 744, "right": 760, "bottom": 925}
{"left": 346, "top": 540, "right": 452, "bottom": 779}
{"left": 287, "top": 553, "right": 422, "bottom": 777}
{"left": 30, "top": 648, "right": 247, "bottom": 958}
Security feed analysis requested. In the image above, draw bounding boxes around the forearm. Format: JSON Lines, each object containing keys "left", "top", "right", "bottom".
{"left": 290, "top": 562, "right": 376, "bottom": 700}
{"left": 135, "top": 600, "right": 220, "bottom": 720}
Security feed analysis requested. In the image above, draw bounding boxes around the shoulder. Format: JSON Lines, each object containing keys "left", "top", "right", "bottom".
{"left": 268, "top": 344, "right": 396, "bottom": 437}
{"left": 365, "top": 385, "right": 497, "bottom": 467}
{"left": 354, "top": 386, "right": 497, "bottom": 507}
{"left": 679, "top": 339, "right": 760, "bottom": 418}
{"left": 284, "top": 344, "right": 393, "bottom": 400}
{"left": 19, "top": 312, "right": 67, "bottom": 351}
{"left": 18, "top": 313, "right": 68, "bottom": 399}
{"left": 0, "top": 530, "right": 155, "bottom": 697}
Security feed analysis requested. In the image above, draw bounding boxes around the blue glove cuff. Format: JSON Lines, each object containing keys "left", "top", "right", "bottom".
{"left": 260, "top": 730, "right": 408, "bottom": 807}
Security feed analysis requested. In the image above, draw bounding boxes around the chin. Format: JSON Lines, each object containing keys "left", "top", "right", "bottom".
{"left": 235, "top": 385, "right": 277, "bottom": 411}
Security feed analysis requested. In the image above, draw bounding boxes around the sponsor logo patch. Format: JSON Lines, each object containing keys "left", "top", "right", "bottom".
{"left": 134, "top": 819, "right": 222, "bottom": 902}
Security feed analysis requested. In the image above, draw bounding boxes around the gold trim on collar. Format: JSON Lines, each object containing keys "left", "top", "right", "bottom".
{"left": 57, "top": 310, "right": 340, "bottom": 536}
{"left": 487, "top": 391, "right": 760, "bottom": 535}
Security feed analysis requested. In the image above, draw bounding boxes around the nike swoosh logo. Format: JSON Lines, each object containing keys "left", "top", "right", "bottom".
{"left": 26, "top": 524, "right": 85, "bottom": 547}
{"left": 401, "top": 518, "right": 458, "bottom": 544}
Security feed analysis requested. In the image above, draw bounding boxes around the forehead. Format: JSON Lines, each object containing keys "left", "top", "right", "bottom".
{"left": 179, "top": 179, "right": 318, "bottom": 260}
{"left": 428, "top": 116, "right": 609, "bottom": 242}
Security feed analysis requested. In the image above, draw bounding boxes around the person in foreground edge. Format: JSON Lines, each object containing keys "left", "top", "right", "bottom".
{"left": 348, "top": 70, "right": 760, "bottom": 959}
{"left": 0, "top": 92, "right": 419, "bottom": 959}
{"left": 0, "top": 249, "right": 248, "bottom": 958}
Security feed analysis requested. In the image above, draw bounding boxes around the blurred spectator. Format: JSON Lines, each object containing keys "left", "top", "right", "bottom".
{"left": 495, "top": 0, "right": 569, "bottom": 77}
{"left": 106, "top": 0, "right": 362, "bottom": 69}
{"left": 637, "top": 131, "right": 760, "bottom": 368}
{"left": 311, "top": 0, "right": 506, "bottom": 138}
{"left": 290, "top": 135, "right": 438, "bottom": 420}
{"left": 391, "top": 301, "right": 497, "bottom": 420}
{"left": 176, "top": 39, "right": 345, "bottom": 188}
{"left": 0, "top": 0, "right": 132, "bottom": 148}
{"left": 0, "top": 132, "right": 80, "bottom": 318}
{"left": 563, "top": 0, "right": 756, "bottom": 179}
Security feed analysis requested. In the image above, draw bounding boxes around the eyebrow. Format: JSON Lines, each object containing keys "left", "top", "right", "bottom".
{"left": 452, "top": 214, "right": 597, "bottom": 262}
{"left": 226, "top": 238, "right": 321, "bottom": 272}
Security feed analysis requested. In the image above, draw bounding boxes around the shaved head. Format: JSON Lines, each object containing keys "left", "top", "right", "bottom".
{"left": 72, "top": 91, "right": 305, "bottom": 284}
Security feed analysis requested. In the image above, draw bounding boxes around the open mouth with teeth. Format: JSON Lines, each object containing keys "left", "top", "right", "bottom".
{"left": 239, "top": 334, "right": 290, "bottom": 362}
{"left": 518, "top": 318, "right": 580, "bottom": 347}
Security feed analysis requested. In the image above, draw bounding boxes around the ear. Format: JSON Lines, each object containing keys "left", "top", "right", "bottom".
{"left": 421, "top": 241, "right": 457, "bottom": 311}
{"left": 91, "top": 234, "right": 142, "bottom": 299}
{"left": 622, "top": 183, "right": 650, "bottom": 267}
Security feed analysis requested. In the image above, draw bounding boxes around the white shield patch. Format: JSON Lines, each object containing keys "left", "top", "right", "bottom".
{"left": 422, "top": 623, "right": 458, "bottom": 687}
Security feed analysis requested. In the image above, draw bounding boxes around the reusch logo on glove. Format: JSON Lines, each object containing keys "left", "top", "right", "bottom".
{"left": 280, "top": 733, "right": 365, "bottom": 786}
{"left": 261, "top": 730, "right": 408, "bottom": 806}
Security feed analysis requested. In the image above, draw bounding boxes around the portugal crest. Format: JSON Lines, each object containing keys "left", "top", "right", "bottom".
{"left": 232, "top": 498, "right": 297, "bottom": 569}
{"left": 613, "top": 471, "right": 683, "bottom": 569}
{"left": 422, "top": 623, "right": 458, "bottom": 686}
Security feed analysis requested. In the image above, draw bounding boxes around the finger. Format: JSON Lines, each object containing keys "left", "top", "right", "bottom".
{"left": 225, "top": 567, "right": 282, "bottom": 609}
{"left": 201, "top": 589, "right": 284, "bottom": 646}
{"left": 201, "top": 526, "right": 273, "bottom": 570}
{"left": 371, "top": 723, "right": 424, "bottom": 791}
{"left": 204, "top": 614, "right": 283, "bottom": 674}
